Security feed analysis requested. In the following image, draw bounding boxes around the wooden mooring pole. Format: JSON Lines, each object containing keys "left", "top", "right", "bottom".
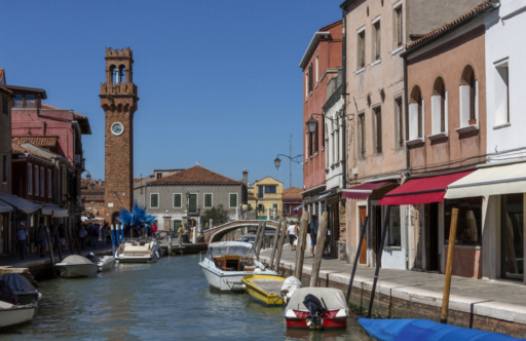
{"left": 368, "top": 206, "right": 391, "bottom": 318}
{"left": 273, "top": 220, "right": 287, "bottom": 272}
{"left": 294, "top": 211, "right": 309, "bottom": 280}
{"left": 255, "top": 222, "right": 265, "bottom": 260}
{"left": 440, "top": 207, "right": 459, "bottom": 323}
{"left": 310, "top": 211, "right": 328, "bottom": 287}
{"left": 269, "top": 221, "right": 281, "bottom": 267}
{"left": 346, "top": 216, "right": 369, "bottom": 302}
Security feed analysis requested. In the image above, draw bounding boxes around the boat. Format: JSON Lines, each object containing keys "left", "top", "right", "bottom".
{"left": 115, "top": 238, "right": 160, "bottom": 263}
{"left": 55, "top": 255, "right": 98, "bottom": 278}
{"left": 199, "top": 241, "right": 277, "bottom": 292}
{"left": 242, "top": 274, "right": 286, "bottom": 305}
{"left": 358, "top": 318, "right": 521, "bottom": 341}
{"left": 284, "top": 287, "right": 348, "bottom": 330}
{"left": 86, "top": 252, "right": 115, "bottom": 272}
{"left": 0, "top": 300, "right": 36, "bottom": 329}
{"left": 0, "top": 273, "right": 41, "bottom": 305}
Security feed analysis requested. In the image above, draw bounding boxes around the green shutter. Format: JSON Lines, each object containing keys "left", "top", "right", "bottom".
{"left": 229, "top": 193, "right": 237, "bottom": 208}
{"left": 189, "top": 193, "right": 197, "bottom": 213}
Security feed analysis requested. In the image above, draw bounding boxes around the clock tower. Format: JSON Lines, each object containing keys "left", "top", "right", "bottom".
{"left": 100, "top": 48, "right": 138, "bottom": 223}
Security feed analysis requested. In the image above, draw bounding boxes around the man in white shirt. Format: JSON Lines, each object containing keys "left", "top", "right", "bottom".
{"left": 287, "top": 223, "right": 298, "bottom": 250}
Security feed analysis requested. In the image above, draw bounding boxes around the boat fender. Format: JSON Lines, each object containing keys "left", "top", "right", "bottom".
{"left": 281, "top": 276, "right": 302, "bottom": 302}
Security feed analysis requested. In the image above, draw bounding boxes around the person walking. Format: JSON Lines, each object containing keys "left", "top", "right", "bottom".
{"left": 287, "top": 222, "right": 297, "bottom": 250}
{"left": 16, "top": 222, "right": 28, "bottom": 260}
{"left": 308, "top": 214, "right": 318, "bottom": 257}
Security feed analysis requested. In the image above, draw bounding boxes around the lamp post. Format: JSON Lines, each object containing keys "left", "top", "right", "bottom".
{"left": 274, "top": 153, "right": 303, "bottom": 188}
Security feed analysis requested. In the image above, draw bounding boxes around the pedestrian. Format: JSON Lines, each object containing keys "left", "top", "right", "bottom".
{"left": 287, "top": 222, "right": 297, "bottom": 249}
{"left": 37, "top": 224, "right": 48, "bottom": 257}
{"left": 309, "top": 214, "right": 318, "bottom": 257}
{"left": 151, "top": 221, "right": 158, "bottom": 237}
{"left": 177, "top": 223, "right": 185, "bottom": 246}
{"left": 79, "top": 225, "right": 88, "bottom": 250}
{"left": 16, "top": 221, "right": 28, "bottom": 260}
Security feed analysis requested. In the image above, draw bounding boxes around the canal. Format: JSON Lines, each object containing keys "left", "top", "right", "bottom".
{"left": 3, "top": 255, "right": 371, "bottom": 340}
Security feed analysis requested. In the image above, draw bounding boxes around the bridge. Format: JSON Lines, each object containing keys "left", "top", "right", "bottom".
{"left": 203, "top": 219, "right": 280, "bottom": 244}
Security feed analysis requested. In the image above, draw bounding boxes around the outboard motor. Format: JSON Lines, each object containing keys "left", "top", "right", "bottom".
{"left": 86, "top": 252, "right": 98, "bottom": 263}
{"left": 303, "top": 294, "right": 327, "bottom": 329}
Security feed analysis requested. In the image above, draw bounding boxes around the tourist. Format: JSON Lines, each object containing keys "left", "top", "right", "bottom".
{"left": 287, "top": 222, "right": 297, "bottom": 249}
{"left": 309, "top": 214, "right": 318, "bottom": 257}
{"left": 16, "top": 221, "right": 28, "bottom": 260}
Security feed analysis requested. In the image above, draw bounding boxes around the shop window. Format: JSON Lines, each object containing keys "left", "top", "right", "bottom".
{"left": 501, "top": 194, "right": 524, "bottom": 280}
{"left": 445, "top": 198, "right": 482, "bottom": 245}
{"left": 386, "top": 205, "right": 401, "bottom": 247}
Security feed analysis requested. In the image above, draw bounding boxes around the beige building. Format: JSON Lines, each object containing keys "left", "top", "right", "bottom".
{"left": 248, "top": 177, "right": 284, "bottom": 220}
{"left": 341, "top": 0, "right": 484, "bottom": 269}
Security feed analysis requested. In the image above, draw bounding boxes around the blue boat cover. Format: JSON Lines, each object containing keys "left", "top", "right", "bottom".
{"left": 358, "top": 318, "right": 524, "bottom": 341}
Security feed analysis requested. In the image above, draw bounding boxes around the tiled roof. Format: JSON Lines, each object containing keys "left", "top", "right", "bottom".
{"left": 149, "top": 165, "right": 242, "bottom": 186}
{"left": 13, "top": 136, "right": 59, "bottom": 148}
{"left": 283, "top": 187, "right": 303, "bottom": 201}
{"left": 406, "top": 0, "right": 498, "bottom": 52}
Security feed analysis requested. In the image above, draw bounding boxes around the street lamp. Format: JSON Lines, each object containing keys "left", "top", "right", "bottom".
{"left": 274, "top": 153, "right": 303, "bottom": 188}
{"left": 274, "top": 157, "right": 282, "bottom": 170}
{"left": 307, "top": 116, "right": 318, "bottom": 134}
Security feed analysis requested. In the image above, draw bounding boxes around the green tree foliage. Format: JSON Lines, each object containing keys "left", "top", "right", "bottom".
{"left": 202, "top": 205, "right": 229, "bottom": 228}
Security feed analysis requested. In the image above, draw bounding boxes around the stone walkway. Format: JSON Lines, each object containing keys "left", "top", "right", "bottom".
{"left": 260, "top": 245, "right": 526, "bottom": 325}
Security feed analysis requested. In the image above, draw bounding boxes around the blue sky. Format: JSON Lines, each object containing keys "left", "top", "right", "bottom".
{"left": 1, "top": 0, "right": 341, "bottom": 188}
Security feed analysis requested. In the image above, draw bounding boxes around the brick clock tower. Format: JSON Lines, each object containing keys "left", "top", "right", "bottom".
{"left": 99, "top": 48, "right": 138, "bottom": 223}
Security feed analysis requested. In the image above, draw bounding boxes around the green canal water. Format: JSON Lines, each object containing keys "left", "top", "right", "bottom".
{"left": 2, "top": 255, "right": 371, "bottom": 340}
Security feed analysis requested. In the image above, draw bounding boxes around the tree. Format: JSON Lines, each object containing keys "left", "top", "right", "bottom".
{"left": 202, "top": 205, "right": 229, "bottom": 228}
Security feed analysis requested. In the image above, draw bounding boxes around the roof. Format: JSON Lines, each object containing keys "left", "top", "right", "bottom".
{"left": 5, "top": 84, "right": 47, "bottom": 99}
{"left": 149, "top": 165, "right": 242, "bottom": 186}
{"left": 405, "top": 0, "right": 498, "bottom": 53}
{"left": 73, "top": 112, "right": 92, "bottom": 135}
{"left": 299, "top": 20, "right": 342, "bottom": 69}
{"left": 282, "top": 187, "right": 302, "bottom": 201}
{"left": 13, "top": 136, "right": 59, "bottom": 149}
{"left": 12, "top": 142, "right": 63, "bottom": 161}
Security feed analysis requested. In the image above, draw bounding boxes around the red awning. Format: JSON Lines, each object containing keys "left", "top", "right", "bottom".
{"left": 379, "top": 170, "right": 473, "bottom": 206}
{"left": 342, "top": 181, "right": 394, "bottom": 200}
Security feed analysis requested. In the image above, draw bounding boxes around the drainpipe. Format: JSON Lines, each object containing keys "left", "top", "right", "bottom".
{"left": 403, "top": 47, "right": 410, "bottom": 270}
{"left": 341, "top": 9, "right": 348, "bottom": 191}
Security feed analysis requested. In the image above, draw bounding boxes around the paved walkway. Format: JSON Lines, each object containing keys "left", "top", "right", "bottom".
{"left": 261, "top": 245, "right": 526, "bottom": 325}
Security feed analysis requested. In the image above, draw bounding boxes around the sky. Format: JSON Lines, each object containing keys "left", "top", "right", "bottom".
{"left": 1, "top": 0, "right": 342, "bottom": 188}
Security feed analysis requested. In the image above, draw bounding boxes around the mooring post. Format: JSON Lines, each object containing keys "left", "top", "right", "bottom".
{"left": 294, "top": 211, "right": 309, "bottom": 280}
{"left": 368, "top": 206, "right": 391, "bottom": 318}
{"left": 274, "top": 220, "right": 288, "bottom": 272}
{"left": 255, "top": 222, "right": 265, "bottom": 260}
{"left": 310, "top": 211, "right": 328, "bottom": 287}
{"left": 346, "top": 216, "right": 369, "bottom": 302}
{"left": 440, "top": 207, "right": 459, "bottom": 323}
{"left": 269, "top": 221, "right": 281, "bottom": 267}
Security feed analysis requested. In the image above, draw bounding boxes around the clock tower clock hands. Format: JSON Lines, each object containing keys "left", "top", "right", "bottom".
{"left": 99, "top": 48, "right": 139, "bottom": 225}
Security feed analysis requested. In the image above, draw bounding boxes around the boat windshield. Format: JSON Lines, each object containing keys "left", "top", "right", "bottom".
{"left": 207, "top": 243, "right": 255, "bottom": 258}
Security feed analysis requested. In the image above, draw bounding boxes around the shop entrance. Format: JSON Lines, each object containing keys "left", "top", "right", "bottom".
{"left": 425, "top": 203, "right": 440, "bottom": 271}
{"left": 501, "top": 194, "right": 524, "bottom": 281}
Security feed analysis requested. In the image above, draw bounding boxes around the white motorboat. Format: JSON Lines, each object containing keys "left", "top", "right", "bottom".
{"left": 0, "top": 300, "right": 36, "bottom": 329}
{"left": 87, "top": 253, "right": 115, "bottom": 272}
{"left": 115, "top": 238, "right": 160, "bottom": 263}
{"left": 199, "top": 241, "right": 276, "bottom": 292}
{"left": 55, "top": 255, "right": 98, "bottom": 278}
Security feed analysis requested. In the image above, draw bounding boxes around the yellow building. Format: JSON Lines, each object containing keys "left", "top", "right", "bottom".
{"left": 247, "top": 177, "right": 284, "bottom": 220}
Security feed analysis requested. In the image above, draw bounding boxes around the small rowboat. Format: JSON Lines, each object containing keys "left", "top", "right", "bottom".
{"left": 242, "top": 274, "right": 286, "bottom": 306}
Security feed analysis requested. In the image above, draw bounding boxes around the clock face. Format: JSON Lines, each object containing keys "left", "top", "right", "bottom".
{"left": 111, "top": 122, "right": 124, "bottom": 136}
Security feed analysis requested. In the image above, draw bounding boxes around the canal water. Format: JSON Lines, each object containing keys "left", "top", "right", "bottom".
{"left": 2, "top": 255, "right": 371, "bottom": 341}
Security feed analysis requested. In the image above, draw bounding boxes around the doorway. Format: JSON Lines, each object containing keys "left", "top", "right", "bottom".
{"left": 425, "top": 203, "right": 439, "bottom": 271}
{"left": 501, "top": 194, "right": 524, "bottom": 281}
{"left": 359, "top": 206, "right": 367, "bottom": 264}
{"left": 324, "top": 198, "right": 340, "bottom": 259}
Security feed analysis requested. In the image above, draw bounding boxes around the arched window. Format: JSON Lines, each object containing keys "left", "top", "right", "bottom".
{"left": 431, "top": 77, "right": 447, "bottom": 134}
{"left": 409, "top": 86, "right": 423, "bottom": 140}
{"left": 110, "top": 65, "right": 120, "bottom": 84}
{"left": 119, "top": 65, "right": 126, "bottom": 83}
{"left": 460, "top": 65, "right": 477, "bottom": 127}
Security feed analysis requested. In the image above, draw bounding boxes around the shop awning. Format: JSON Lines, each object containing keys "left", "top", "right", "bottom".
{"left": 446, "top": 162, "right": 526, "bottom": 199}
{"left": 379, "top": 170, "right": 473, "bottom": 206}
{"left": 0, "top": 201, "right": 13, "bottom": 214}
{"left": 0, "top": 192, "right": 41, "bottom": 214}
{"left": 42, "top": 203, "right": 69, "bottom": 218}
{"left": 342, "top": 181, "right": 395, "bottom": 200}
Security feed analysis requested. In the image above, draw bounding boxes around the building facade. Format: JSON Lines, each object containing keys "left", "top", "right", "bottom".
{"left": 247, "top": 177, "right": 284, "bottom": 220}
{"left": 0, "top": 70, "right": 12, "bottom": 255}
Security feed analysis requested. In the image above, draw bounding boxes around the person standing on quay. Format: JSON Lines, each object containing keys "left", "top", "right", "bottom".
{"left": 308, "top": 214, "right": 318, "bottom": 257}
{"left": 16, "top": 221, "right": 28, "bottom": 260}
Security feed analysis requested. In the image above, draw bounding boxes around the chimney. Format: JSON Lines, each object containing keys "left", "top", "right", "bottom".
{"left": 242, "top": 169, "right": 248, "bottom": 186}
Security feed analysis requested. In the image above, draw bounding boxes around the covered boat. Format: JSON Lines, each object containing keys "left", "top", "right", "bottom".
{"left": 0, "top": 300, "right": 36, "bottom": 329}
{"left": 0, "top": 273, "right": 41, "bottom": 305}
{"left": 55, "top": 255, "right": 98, "bottom": 278}
{"left": 199, "top": 241, "right": 276, "bottom": 291}
{"left": 285, "top": 287, "right": 348, "bottom": 330}
{"left": 358, "top": 318, "right": 521, "bottom": 341}
{"left": 242, "top": 274, "right": 286, "bottom": 305}
{"left": 115, "top": 238, "right": 160, "bottom": 263}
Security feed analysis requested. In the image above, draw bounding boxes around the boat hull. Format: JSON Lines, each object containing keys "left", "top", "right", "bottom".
{"left": 56, "top": 263, "right": 98, "bottom": 278}
{"left": 0, "top": 303, "right": 36, "bottom": 329}
{"left": 97, "top": 256, "right": 115, "bottom": 272}
{"left": 200, "top": 262, "right": 248, "bottom": 291}
{"left": 285, "top": 316, "right": 347, "bottom": 330}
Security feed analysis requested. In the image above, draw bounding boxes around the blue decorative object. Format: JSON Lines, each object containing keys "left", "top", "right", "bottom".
{"left": 358, "top": 318, "right": 522, "bottom": 341}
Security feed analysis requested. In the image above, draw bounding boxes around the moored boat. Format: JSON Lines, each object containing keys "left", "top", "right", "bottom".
{"left": 284, "top": 287, "right": 348, "bottom": 330}
{"left": 0, "top": 300, "right": 36, "bottom": 329}
{"left": 115, "top": 238, "right": 160, "bottom": 263}
{"left": 199, "top": 241, "right": 276, "bottom": 292}
{"left": 242, "top": 274, "right": 286, "bottom": 305}
{"left": 358, "top": 318, "right": 520, "bottom": 341}
{"left": 87, "top": 253, "right": 115, "bottom": 272}
{"left": 55, "top": 255, "right": 98, "bottom": 278}
{"left": 0, "top": 273, "right": 41, "bottom": 305}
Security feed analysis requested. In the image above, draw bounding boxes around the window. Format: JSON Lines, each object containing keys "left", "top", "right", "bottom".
{"left": 494, "top": 60, "right": 510, "bottom": 126}
{"left": 204, "top": 193, "right": 213, "bottom": 208}
{"left": 13, "top": 94, "right": 24, "bottom": 108}
{"left": 358, "top": 112, "right": 366, "bottom": 158}
{"left": 431, "top": 78, "right": 447, "bottom": 134}
{"left": 459, "top": 65, "right": 478, "bottom": 127}
{"left": 188, "top": 193, "right": 198, "bottom": 213}
{"left": 34, "top": 165, "right": 39, "bottom": 197}
{"left": 229, "top": 193, "right": 238, "bottom": 208}
{"left": 25, "top": 94, "right": 37, "bottom": 108}
{"left": 110, "top": 65, "right": 120, "bottom": 84}
{"left": 264, "top": 185, "right": 277, "bottom": 194}
{"left": 335, "top": 117, "right": 340, "bottom": 163}
{"left": 47, "top": 169, "right": 52, "bottom": 198}
{"left": 1, "top": 94, "right": 8, "bottom": 115}
{"left": 119, "top": 65, "right": 126, "bottom": 83}
{"left": 307, "top": 64, "right": 314, "bottom": 93}
{"left": 372, "top": 20, "right": 381, "bottom": 61}
{"left": 257, "top": 185, "right": 264, "bottom": 199}
{"left": 445, "top": 198, "right": 482, "bottom": 245}
{"left": 150, "top": 193, "right": 159, "bottom": 209}
{"left": 173, "top": 193, "right": 182, "bottom": 208}
{"left": 172, "top": 219, "right": 182, "bottom": 231}
{"left": 393, "top": 4, "right": 403, "bottom": 48}
{"left": 394, "top": 97, "right": 404, "bottom": 148}
{"left": 307, "top": 119, "right": 319, "bottom": 157}
{"left": 27, "top": 163, "right": 32, "bottom": 195}
{"left": 1, "top": 155, "right": 6, "bottom": 183}
{"left": 373, "top": 106, "right": 382, "bottom": 153}
{"left": 386, "top": 206, "right": 401, "bottom": 247}
{"left": 409, "top": 86, "right": 423, "bottom": 140}
{"left": 315, "top": 57, "right": 320, "bottom": 83}
{"left": 357, "top": 29, "right": 366, "bottom": 69}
